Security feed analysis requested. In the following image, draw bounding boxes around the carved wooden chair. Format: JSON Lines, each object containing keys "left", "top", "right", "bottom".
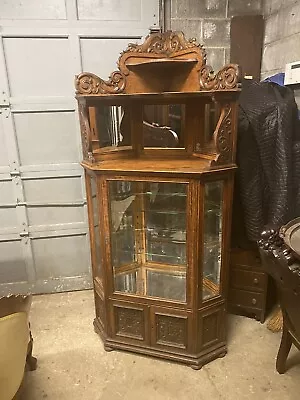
{"left": 259, "top": 227, "right": 300, "bottom": 374}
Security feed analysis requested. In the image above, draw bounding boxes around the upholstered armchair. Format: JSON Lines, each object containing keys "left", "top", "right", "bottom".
{"left": 0, "top": 295, "right": 37, "bottom": 399}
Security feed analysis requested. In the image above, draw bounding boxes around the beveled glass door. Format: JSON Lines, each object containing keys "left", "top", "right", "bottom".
{"left": 107, "top": 179, "right": 188, "bottom": 302}
{"left": 202, "top": 180, "right": 223, "bottom": 301}
{"left": 89, "top": 175, "right": 102, "bottom": 281}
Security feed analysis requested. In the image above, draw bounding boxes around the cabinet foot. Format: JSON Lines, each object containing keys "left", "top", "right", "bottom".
{"left": 104, "top": 345, "right": 114, "bottom": 352}
{"left": 218, "top": 351, "right": 227, "bottom": 359}
{"left": 191, "top": 364, "right": 202, "bottom": 370}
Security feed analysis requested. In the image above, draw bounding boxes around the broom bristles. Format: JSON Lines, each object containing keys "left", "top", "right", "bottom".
{"left": 267, "top": 307, "right": 283, "bottom": 333}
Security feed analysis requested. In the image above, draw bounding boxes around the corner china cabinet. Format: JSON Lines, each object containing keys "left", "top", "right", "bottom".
{"left": 75, "top": 31, "right": 240, "bottom": 369}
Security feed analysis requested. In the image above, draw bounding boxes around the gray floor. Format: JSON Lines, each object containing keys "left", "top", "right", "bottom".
{"left": 23, "top": 290, "right": 300, "bottom": 400}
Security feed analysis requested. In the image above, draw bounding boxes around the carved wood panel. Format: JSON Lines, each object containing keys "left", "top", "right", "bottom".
{"left": 151, "top": 309, "right": 189, "bottom": 350}
{"left": 95, "top": 293, "right": 106, "bottom": 331}
{"left": 213, "top": 104, "right": 232, "bottom": 164}
{"left": 114, "top": 305, "right": 145, "bottom": 341}
{"left": 78, "top": 101, "right": 94, "bottom": 162}
{"left": 156, "top": 315, "right": 187, "bottom": 348}
{"left": 199, "top": 306, "right": 225, "bottom": 349}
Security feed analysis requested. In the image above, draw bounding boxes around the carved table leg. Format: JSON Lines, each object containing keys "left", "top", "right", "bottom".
{"left": 276, "top": 324, "right": 292, "bottom": 374}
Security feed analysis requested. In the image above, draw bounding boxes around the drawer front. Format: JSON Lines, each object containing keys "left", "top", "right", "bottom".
{"left": 229, "top": 288, "right": 264, "bottom": 310}
{"left": 230, "top": 250, "right": 261, "bottom": 267}
{"left": 230, "top": 268, "right": 266, "bottom": 292}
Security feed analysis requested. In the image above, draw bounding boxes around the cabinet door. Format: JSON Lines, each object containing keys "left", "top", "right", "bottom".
{"left": 202, "top": 180, "right": 224, "bottom": 301}
{"left": 87, "top": 174, "right": 103, "bottom": 282}
{"left": 150, "top": 307, "right": 192, "bottom": 353}
{"left": 109, "top": 300, "right": 150, "bottom": 345}
{"left": 106, "top": 179, "right": 190, "bottom": 304}
{"left": 198, "top": 305, "right": 226, "bottom": 350}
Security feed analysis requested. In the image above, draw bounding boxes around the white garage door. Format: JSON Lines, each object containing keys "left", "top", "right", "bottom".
{"left": 0, "top": 0, "right": 159, "bottom": 296}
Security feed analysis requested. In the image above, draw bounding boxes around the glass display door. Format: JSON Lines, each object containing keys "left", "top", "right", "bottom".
{"left": 108, "top": 180, "right": 188, "bottom": 302}
{"left": 202, "top": 181, "right": 223, "bottom": 300}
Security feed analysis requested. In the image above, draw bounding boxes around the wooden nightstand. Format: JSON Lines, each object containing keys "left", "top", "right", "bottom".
{"left": 228, "top": 248, "right": 276, "bottom": 322}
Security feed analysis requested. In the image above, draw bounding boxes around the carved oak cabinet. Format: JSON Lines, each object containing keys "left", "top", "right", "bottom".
{"left": 75, "top": 31, "right": 240, "bottom": 369}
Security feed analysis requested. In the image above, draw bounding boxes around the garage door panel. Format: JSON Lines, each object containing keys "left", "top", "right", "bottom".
{"left": 32, "top": 235, "right": 90, "bottom": 280}
{"left": 23, "top": 176, "right": 83, "bottom": 203}
{"left": 0, "top": 121, "right": 9, "bottom": 168}
{"left": 0, "top": 180, "right": 15, "bottom": 204}
{"left": 14, "top": 111, "right": 78, "bottom": 166}
{"left": 0, "top": 0, "right": 67, "bottom": 20}
{"left": 27, "top": 205, "right": 85, "bottom": 227}
{"left": 77, "top": 0, "right": 142, "bottom": 21}
{"left": 3, "top": 37, "right": 73, "bottom": 97}
{"left": 0, "top": 208, "right": 18, "bottom": 231}
{"left": 80, "top": 38, "right": 140, "bottom": 79}
{"left": 0, "top": 241, "right": 27, "bottom": 284}
{"left": 0, "top": 0, "right": 159, "bottom": 294}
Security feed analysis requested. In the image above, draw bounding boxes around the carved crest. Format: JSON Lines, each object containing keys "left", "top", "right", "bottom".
{"left": 75, "top": 30, "right": 240, "bottom": 95}
{"left": 123, "top": 30, "right": 205, "bottom": 57}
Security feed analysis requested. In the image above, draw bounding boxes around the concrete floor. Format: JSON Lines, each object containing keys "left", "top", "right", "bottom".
{"left": 22, "top": 291, "right": 300, "bottom": 400}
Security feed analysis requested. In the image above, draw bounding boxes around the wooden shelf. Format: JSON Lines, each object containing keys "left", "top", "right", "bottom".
{"left": 82, "top": 157, "right": 225, "bottom": 175}
{"left": 126, "top": 58, "right": 198, "bottom": 68}
{"left": 76, "top": 90, "right": 240, "bottom": 105}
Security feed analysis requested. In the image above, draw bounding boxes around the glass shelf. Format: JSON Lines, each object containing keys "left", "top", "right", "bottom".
{"left": 113, "top": 266, "right": 186, "bottom": 302}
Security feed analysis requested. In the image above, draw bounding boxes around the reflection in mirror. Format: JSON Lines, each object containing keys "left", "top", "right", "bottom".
{"left": 195, "top": 102, "right": 221, "bottom": 153}
{"left": 202, "top": 181, "right": 223, "bottom": 300}
{"left": 91, "top": 105, "right": 127, "bottom": 148}
{"left": 147, "top": 270, "right": 186, "bottom": 301}
{"left": 91, "top": 177, "right": 102, "bottom": 278}
{"left": 108, "top": 180, "right": 187, "bottom": 302}
{"left": 115, "top": 271, "right": 137, "bottom": 294}
{"left": 109, "top": 181, "right": 136, "bottom": 268}
{"left": 143, "top": 104, "right": 185, "bottom": 148}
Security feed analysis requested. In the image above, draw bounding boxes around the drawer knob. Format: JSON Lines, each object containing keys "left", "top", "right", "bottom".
{"left": 252, "top": 298, "right": 257, "bottom": 305}
{"left": 253, "top": 278, "right": 259, "bottom": 284}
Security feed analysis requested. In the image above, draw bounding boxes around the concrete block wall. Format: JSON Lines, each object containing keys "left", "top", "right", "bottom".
{"left": 262, "top": 0, "right": 300, "bottom": 79}
{"left": 171, "top": 0, "right": 263, "bottom": 72}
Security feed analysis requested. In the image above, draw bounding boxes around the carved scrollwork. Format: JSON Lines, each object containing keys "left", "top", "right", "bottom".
{"left": 78, "top": 102, "right": 94, "bottom": 162}
{"left": 75, "top": 71, "right": 126, "bottom": 95}
{"left": 200, "top": 64, "right": 240, "bottom": 91}
{"left": 124, "top": 31, "right": 206, "bottom": 57}
{"left": 75, "top": 31, "right": 240, "bottom": 96}
{"left": 212, "top": 105, "right": 232, "bottom": 164}
{"left": 258, "top": 228, "right": 296, "bottom": 266}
